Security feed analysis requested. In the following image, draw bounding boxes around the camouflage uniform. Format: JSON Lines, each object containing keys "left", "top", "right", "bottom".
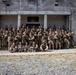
{"left": 38, "top": 31, "right": 42, "bottom": 47}
{"left": 48, "top": 35, "right": 54, "bottom": 49}
{"left": 40, "top": 43, "right": 48, "bottom": 52}
{"left": 40, "top": 40, "right": 48, "bottom": 52}
{"left": 64, "top": 34, "right": 70, "bottom": 49}
{"left": 0, "top": 31, "right": 1, "bottom": 48}
{"left": 9, "top": 43, "right": 18, "bottom": 53}
{"left": 68, "top": 32, "right": 74, "bottom": 48}
{"left": 18, "top": 45, "right": 24, "bottom": 52}
{"left": 54, "top": 33, "right": 61, "bottom": 49}
{"left": 1, "top": 34, "right": 5, "bottom": 47}
{"left": 8, "top": 35, "right": 13, "bottom": 50}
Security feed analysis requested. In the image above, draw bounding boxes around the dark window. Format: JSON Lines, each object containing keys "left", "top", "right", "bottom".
{"left": 2, "top": 0, "right": 11, "bottom": 6}
{"left": 27, "top": 17, "right": 39, "bottom": 22}
{"left": 55, "top": 0, "right": 58, "bottom": 6}
{"left": 28, "top": 0, "right": 36, "bottom": 4}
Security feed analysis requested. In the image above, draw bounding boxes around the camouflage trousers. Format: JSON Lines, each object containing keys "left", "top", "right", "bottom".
{"left": 48, "top": 40, "right": 54, "bottom": 49}
{"left": 0, "top": 39, "right": 1, "bottom": 48}
{"left": 55, "top": 40, "right": 61, "bottom": 49}
{"left": 2, "top": 39, "right": 7, "bottom": 47}
{"left": 8, "top": 41, "right": 13, "bottom": 50}
{"left": 64, "top": 39, "right": 70, "bottom": 49}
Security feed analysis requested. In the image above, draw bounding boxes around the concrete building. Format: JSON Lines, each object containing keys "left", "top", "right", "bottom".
{"left": 0, "top": 0, "right": 76, "bottom": 43}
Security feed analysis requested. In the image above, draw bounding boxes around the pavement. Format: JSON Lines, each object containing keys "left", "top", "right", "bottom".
{"left": 0, "top": 49, "right": 76, "bottom": 55}
{"left": 0, "top": 49, "right": 76, "bottom": 75}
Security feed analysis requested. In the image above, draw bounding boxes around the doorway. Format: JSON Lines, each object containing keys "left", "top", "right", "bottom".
{"left": 26, "top": 24, "right": 40, "bottom": 28}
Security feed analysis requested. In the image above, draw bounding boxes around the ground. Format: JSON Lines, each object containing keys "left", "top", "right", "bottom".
{"left": 0, "top": 49, "right": 76, "bottom": 75}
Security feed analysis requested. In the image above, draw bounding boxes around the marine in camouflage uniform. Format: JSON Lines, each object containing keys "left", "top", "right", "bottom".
{"left": 1, "top": 31, "right": 7, "bottom": 47}
{"left": 18, "top": 42, "right": 24, "bottom": 52}
{"left": 38, "top": 30, "right": 42, "bottom": 47}
{"left": 29, "top": 33, "right": 34, "bottom": 46}
{"left": 23, "top": 42, "right": 29, "bottom": 52}
{"left": 0, "top": 30, "right": 1, "bottom": 48}
{"left": 54, "top": 31, "right": 61, "bottom": 49}
{"left": 64, "top": 32, "right": 70, "bottom": 49}
{"left": 28, "top": 41, "right": 38, "bottom": 52}
{"left": 67, "top": 31, "right": 74, "bottom": 48}
{"left": 40, "top": 40, "right": 48, "bottom": 52}
{"left": 9, "top": 42, "right": 18, "bottom": 53}
{"left": 8, "top": 34, "right": 13, "bottom": 50}
{"left": 34, "top": 32, "right": 38, "bottom": 44}
{"left": 48, "top": 33, "right": 54, "bottom": 49}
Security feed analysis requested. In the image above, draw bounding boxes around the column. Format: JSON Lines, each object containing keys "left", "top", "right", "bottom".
{"left": 69, "top": 15, "right": 72, "bottom": 31}
{"left": 17, "top": 14, "right": 21, "bottom": 30}
{"left": 44, "top": 14, "right": 47, "bottom": 29}
{"left": 0, "top": 16, "right": 2, "bottom": 29}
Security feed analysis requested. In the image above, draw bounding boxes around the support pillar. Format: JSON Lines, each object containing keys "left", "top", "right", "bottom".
{"left": 44, "top": 14, "right": 47, "bottom": 29}
{"left": 69, "top": 15, "right": 72, "bottom": 31}
{"left": 17, "top": 14, "right": 21, "bottom": 30}
{"left": 0, "top": 16, "right": 2, "bottom": 29}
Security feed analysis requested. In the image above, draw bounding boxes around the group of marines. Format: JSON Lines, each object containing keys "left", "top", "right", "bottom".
{"left": 0, "top": 25, "right": 74, "bottom": 52}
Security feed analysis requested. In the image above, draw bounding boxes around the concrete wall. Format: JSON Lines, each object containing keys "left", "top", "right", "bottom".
{"left": 1, "top": 15, "right": 67, "bottom": 29}
{"left": 0, "top": 0, "right": 70, "bottom": 11}
{"left": 47, "top": 15, "right": 66, "bottom": 29}
{"left": 71, "top": 9, "right": 76, "bottom": 44}
{"left": 1, "top": 15, "right": 17, "bottom": 28}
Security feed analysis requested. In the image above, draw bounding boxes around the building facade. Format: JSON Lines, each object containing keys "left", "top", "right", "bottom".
{"left": 0, "top": 0, "right": 76, "bottom": 43}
